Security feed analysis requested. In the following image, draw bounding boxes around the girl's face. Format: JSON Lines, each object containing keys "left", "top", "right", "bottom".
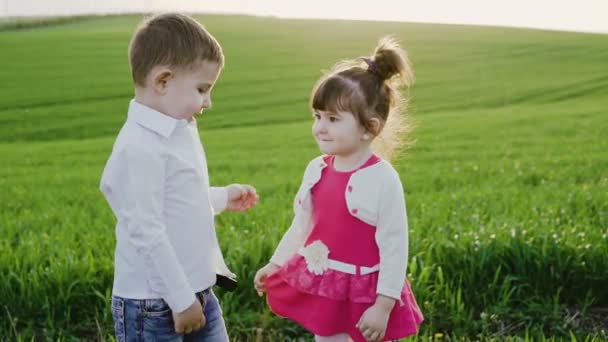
{"left": 312, "top": 110, "right": 368, "bottom": 157}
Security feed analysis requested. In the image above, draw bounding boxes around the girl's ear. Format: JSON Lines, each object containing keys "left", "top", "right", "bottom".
{"left": 151, "top": 68, "right": 174, "bottom": 94}
{"left": 367, "top": 118, "right": 382, "bottom": 137}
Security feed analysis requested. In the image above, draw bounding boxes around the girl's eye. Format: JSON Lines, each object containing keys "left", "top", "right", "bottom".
{"left": 313, "top": 114, "right": 321, "bottom": 120}
{"left": 198, "top": 88, "right": 203, "bottom": 94}
{"left": 329, "top": 117, "right": 338, "bottom": 122}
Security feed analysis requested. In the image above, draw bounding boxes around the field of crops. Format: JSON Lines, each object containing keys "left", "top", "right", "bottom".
{"left": 1, "top": 15, "right": 607, "bottom": 340}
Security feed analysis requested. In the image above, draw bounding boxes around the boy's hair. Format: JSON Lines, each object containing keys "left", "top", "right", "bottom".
{"left": 311, "top": 36, "right": 414, "bottom": 161}
{"left": 129, "top": 13, "right": 224, "bottom": 86}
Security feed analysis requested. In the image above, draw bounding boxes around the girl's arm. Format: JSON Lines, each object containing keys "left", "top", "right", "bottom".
{"left": 270, "top": 205, "right": 313, "bottom": 265}
{"left": 269, "top": 160, "right": 318, "bottom": 265}
{"left": 374, "top": 170, "right": 409, "bottom": 300}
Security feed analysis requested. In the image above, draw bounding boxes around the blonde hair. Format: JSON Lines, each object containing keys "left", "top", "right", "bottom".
{"left": 128, "top": 13, "right": 224, "bottom": 86}
{"left": 311, "top": 36, "right": 414, "bottom": 160}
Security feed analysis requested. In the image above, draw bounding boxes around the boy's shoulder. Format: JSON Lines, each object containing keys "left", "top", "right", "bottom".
{"left": 111, "top": 119, "right": 167, "bottom": 162}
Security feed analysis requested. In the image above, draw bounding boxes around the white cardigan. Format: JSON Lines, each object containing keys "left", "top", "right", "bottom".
{"left": 270, "top": 156, "right": 410, "bottom": 300}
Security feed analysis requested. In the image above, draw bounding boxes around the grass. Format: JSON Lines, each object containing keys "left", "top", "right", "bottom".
{"left": 0, "top": 14, "right": 607, "bottom": 340}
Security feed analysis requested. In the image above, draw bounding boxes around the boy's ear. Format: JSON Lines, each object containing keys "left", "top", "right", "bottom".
{"left": 151, "top": 68, "right": 174, "bottom": 94}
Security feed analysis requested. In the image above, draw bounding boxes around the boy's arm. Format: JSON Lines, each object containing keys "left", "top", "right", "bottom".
{"left": 209, "top": 187, "right": 228, "bottom": 215}
{"left": 374, "top": 171, "right": 409, "bottom": 301}
{"left": 122, "top": 146, "right": 195, "bottom": 312}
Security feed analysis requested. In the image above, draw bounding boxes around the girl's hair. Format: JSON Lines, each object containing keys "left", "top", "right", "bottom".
{"left": 311, "top": 36, "right": 414, "bottom": 161}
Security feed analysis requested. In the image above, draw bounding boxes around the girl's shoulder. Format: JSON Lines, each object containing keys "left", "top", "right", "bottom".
{"left": 301, "top": 155, "right": 404, "bottom": 188}
{"left": 305, "top": 155, "right": 329, "bottom": 167}
{"left": 355, "top": 158, "right": 402, "bottom": 184}
{"left": 302, "top": 155, "right": 328, "bottom": 174}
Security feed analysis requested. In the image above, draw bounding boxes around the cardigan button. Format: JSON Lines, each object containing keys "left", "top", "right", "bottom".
{"left": 351, "top": 208, "right": 358, "bottom": 215}
{"left": 348, "top": 185, "right": 353, "bottom": 192}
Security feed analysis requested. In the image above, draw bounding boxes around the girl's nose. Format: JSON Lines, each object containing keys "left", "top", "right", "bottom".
{"left": 202, "top": 96, "right": 212, "bottom": 109}
{"left": 313, "top": 120, "right": 327, "bottom": 134}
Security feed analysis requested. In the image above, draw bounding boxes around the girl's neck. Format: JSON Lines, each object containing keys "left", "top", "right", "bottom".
{"left": 332, "top": 146, "right": 374, "bottom": 172}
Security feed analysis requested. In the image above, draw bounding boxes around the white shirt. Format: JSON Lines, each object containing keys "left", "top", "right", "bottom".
{"left": 270, "top": 156, "right": 410, "bottom": 300}
{"left": 100, "top": 100, "right": 233, "bottom": 312}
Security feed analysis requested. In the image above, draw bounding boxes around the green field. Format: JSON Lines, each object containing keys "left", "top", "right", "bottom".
{"left": 1, "top": 15, "right": 607, "bottom": 341}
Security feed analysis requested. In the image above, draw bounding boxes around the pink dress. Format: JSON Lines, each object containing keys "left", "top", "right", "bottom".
{"left": 265, "top": 155, "right": 423, "bottom": 341}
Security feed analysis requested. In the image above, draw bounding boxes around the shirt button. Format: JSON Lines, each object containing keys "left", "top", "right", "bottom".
{"left": 352, "top": 208, "right": 358, "bottom": 215}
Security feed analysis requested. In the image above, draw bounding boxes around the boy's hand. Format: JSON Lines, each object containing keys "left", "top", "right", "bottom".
{"left": 356, "top": 295, "right": 395, "bottom": 341}
{"left": 253, "top": 263, "right": 280, "bottom": 296}
{"left": 173, "top": 299, "right": 206, "bottom": 334}
{"left": 225, "top": 184, "right": 259, "bottom": 212}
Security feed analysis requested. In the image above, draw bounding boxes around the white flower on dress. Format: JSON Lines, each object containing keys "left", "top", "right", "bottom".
{"left": 301, "top": 240, "right": 330, "bottom": 275}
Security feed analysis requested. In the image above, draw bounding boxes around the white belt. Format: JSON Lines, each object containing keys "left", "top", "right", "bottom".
{"left": 298, "top": 249, "right": 379, "bottom": 276}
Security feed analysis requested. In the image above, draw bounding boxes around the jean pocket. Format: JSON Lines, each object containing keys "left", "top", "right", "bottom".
{"left": 111, "top": 296, "right": 126, "bottom": 342}
{"left": 142, "top": 298, "right": 180, "bottom": 339}
{"left": 195, "top": 290, "right": 209, "bottom": 311}
{"left": 144, "top": 297, "right": 172, "bottom": 317}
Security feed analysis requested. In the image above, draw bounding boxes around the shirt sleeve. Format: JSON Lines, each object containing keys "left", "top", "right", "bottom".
{"left": 209, "top": 187, "right": 228, "bottom": 215}
{"left": 122, "top": 145, "right": 195, "bottom": 312}
{"left": 374, "top": 171, "right": 409, "bottom": 300}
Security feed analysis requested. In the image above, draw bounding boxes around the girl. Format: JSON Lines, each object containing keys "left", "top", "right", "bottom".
{"left": 254, "top": 37, "right": 423, "bottom": 342}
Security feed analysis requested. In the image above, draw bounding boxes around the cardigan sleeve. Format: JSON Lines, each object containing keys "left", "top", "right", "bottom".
{"left": 270, "top": 160, "right": 319, "bottom": 265}
{"left": 270, "top": 207, "right": 313, "bottom": 265}
{"left": 374, "top": 168, "right": 409, "bottom": 300}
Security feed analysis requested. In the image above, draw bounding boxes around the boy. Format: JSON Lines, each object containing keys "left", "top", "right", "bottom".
{"left": 100, "top": 13, "right": 258, "bottom": 341}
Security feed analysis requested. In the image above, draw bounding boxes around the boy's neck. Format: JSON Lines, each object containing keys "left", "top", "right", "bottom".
{"left": 134, "top": 88, "right": 169, "bottom": 118}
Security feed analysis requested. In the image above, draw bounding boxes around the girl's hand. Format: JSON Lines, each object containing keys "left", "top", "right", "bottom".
{"left": 356, "top": 295, "right": 396, "bottom": 342}
{"left": 253, "top": 263, "right": 280, "bottom": 296}
{"left": 225, "top": 184, "right": 259, "bottom": 211}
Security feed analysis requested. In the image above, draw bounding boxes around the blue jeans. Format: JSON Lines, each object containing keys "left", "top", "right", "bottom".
{"left": 112, "top": 289, "right": 229, "bottom": 341}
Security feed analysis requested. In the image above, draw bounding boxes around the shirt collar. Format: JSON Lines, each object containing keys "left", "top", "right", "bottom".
{"left": 127, "top": 99, "right": 190, "bottom": 138}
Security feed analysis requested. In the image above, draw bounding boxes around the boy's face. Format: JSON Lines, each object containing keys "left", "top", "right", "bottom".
{"left": 161, "top": 61, "right": 222, "bottom": 120}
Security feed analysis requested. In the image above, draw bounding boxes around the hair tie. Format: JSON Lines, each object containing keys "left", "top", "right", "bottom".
{"left": 362, "top": 57, "right": 381, "bottom": 77}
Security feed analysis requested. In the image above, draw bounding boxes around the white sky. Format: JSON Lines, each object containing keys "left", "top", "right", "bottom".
{"left": 2, "top": 0, "right": 607, "bottom": 34}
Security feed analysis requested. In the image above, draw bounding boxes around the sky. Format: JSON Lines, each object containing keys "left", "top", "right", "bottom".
{"left": 2, "top": 0, "right": 607, "bottom": 34}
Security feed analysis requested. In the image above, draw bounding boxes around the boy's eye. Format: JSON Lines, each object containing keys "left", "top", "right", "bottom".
{"left": 313, "top": 114, "right": 321, "bottom": 120}
{"left": 329, "top": 116, "right": 338, "bottom": 122}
